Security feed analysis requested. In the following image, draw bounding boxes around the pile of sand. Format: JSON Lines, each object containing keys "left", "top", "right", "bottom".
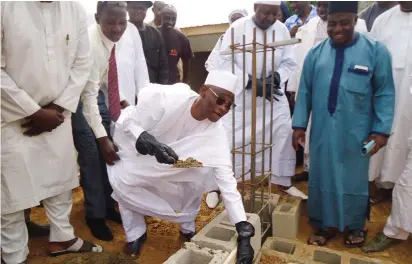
{"left": 61, "top": 252, "right": 137, "bottom": 264}
{"left": 259, "top": 254, "right": 287, "bottom": 264}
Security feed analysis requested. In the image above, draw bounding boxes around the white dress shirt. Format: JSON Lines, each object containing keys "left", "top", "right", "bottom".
{"left": 82, "top": 23, "right": 149, "bottom": 138}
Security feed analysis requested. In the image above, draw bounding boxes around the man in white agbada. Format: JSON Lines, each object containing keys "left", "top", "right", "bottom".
{"left": 108, "top": 70, "right": 255, "bottom": 263}
{"left": 205, "top": 8, "right": 248, "bottom": 72}
{"left": 1, "top": 2, "right": 103, "bottom": 263}
{"left": 368, "top": 2, "right": 412, "bottom": 199}
{"left": 288, "top": 1, "right": 367, "bottom": 182}
{"left": 362, "top": 2, "right": 412, "bottom": 253}
{"left": 204, "top": 8, "right": 248, "bottom": 209}
{"left": 212, "top": 1, "right": 306, "bottom": 198}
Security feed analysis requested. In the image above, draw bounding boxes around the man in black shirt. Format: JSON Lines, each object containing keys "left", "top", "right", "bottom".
{"left": 159, "top": 4, "right": 193, "bottom": 84}
{"left": 128, "top": 1, "right": 169, "bottom": 84}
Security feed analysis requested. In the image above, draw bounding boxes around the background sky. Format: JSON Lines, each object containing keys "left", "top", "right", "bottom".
{"left": 80, "top": 0, "right": 256, "bottom": 28}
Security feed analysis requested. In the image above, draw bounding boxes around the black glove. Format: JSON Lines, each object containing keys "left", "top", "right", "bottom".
{"left": 135, "top": 131, "right": 179, "bottom": 165}
{"left": 235, "top": 221, "right": 255, "bottom": 264}
{"left": 245, "top": 72, "right": 283, "bottom": 102}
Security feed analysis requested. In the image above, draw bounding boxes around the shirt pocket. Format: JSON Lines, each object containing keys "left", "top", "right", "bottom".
{"left": 343, "top": 65, "right": 372, "bottom": 114}
{"left": 65, "top": 36, "right": 79, "bottom": 67}
{"left": 60, "top": 27, "right": 79, "bottom": 67}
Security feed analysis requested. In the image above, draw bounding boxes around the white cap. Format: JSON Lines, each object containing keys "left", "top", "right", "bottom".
{"left": 229, "top": 8, "right": 248, "bottom": 24}
{"left": 254, "top": 1, "right": 281, "bottom": 6}
{"left": 205, "top": 70, "right": 238, "bottom": 94}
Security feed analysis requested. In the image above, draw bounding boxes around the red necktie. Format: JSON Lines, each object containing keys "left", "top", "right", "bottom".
{"left": 108, "top": 45, "right": 121, "bottom": 122}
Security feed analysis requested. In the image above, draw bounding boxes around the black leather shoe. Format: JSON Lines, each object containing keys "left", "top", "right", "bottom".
{"left": 86, "top": 218, "right": 113, "bottom": 241}
{"left": 180, "top": 231, "right": 196, "bottom": 241}
{"left": 293, "top": 171, "right": 309, "bottom": 182}
{"left": 26, "top": 221, "right": 50, "bottom": 237}
{"left": 125, "top": 232, "right": 147, "bottom": 257}
{"left": 106, "top": 208, "right": 122, "bottom": 224}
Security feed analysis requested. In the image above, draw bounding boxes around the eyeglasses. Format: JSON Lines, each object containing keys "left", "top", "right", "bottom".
{"left": 208, "top": 88, "right": 236, "bottom": 109}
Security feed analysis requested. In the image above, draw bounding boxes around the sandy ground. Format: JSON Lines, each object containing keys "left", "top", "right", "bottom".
{"left": 26, "top": 177, "right": 412, "bottom": 264}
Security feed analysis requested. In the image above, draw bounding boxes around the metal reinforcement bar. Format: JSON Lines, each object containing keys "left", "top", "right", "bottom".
{"left": 221, "top": 38, "right": 301, "bottom": 55}
{"left": 227, "top": 28, "right": 296, "bottom": 238}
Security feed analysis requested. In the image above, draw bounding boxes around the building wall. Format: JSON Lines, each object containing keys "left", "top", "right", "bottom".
{"left": 183, "top": 24, "right": 229, "bottom": 93}
{"left": 188, "top": 52, "right": 211, "bottom": 93}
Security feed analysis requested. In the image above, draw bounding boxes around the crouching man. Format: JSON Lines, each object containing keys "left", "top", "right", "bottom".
{"left": 107, "top": 70, "right": 254, "bottom": 263}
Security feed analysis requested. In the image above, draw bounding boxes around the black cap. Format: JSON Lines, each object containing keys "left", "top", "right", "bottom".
{"left": 328, "top": 1, "right": 358, "bottom": 14}
{"left": 127, "top": 1, "right": 153, "bottom": 8}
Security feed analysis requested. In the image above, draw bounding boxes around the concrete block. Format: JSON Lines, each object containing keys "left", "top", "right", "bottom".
{"left": 262, "top": 237, "right": 303, "bottom": 256}
{"left": 163, "top": 242, "right": 229, "bottom": 264}
{"left": 348, "top": 258, "right": 379, "bottom": 264}
{"left": 243, "top": 193, "right": 280, "bottom": 223}
{"left": 261, "top": 237, "right": 307, "bottom": 263}
{"left": 191, "top": 210, "right": 261, "bottom": 260}
{"left": 300, "top": 245, "right": 343, "bottom": 264}
{"left": 253, "top": 251, "right": 262, "bottom": 264}
{"left": 344, "top": 253, "right": 395, "bottom": 264}
{"left": 272, "top": 196, "right": 302, "bottom": 240}
{"left": 313, "top": 249, "right": 342, "bottom": 264}
{"left": 300, "top": 245, "right": 396, "bottom": 264}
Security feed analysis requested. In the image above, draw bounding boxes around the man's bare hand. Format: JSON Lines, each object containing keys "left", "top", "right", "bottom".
{"left": 289, "top": 25, "right": 300, "bottom": 38}
{"left": 364, "top": 134, "right": 389, "bottom": 156}
{"left": 288, "top": 92, "right": 296, "bottom": 109}
{"left": 98, "top": 136, "right": 120, "bottom": 165}
{"left": 22, "top": 108, "right": 64, "bottom": 136}
{"left": 43, "top": 103, "right": 64, "bottom": 113}
{"left": 292, "top": 129, "right": 306, "bottom": 151}
{"left": 120, "top": 100, "right": 130, "bottom": 109}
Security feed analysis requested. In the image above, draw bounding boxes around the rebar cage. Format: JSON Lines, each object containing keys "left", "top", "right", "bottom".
{"left": 222, "top": 27, "right": 300, "bottom": 238}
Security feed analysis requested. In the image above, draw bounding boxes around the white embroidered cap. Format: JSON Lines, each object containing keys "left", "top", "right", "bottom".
{"left": 254, "top": 1, "right": 281, "bottom": 6}
{"left": 205, "top": 70, "right": 238, "bottom": 94}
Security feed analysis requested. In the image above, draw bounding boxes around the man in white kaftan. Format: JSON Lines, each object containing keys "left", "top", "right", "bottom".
{"left": 108, "top": 71, "right": 256, "bottom": 263}
{"left": 205, "top": 9, "right": 248, "bottom": 72}
{"left": 362, "top": 2, "right": 412, "bottom": 252}
{"left": 368, "top": 3, "right": 412, "bottom": 192}
{"left": 215, "top": 1, "right": 305, "bottom": 197}
{"left": 362, "top": 60, "right": 412, "bottom": 253}
{"left": 288, "top": 1, "right": 367, "bottom": 181}
{"left": 1, "top": 2, "right": 103, "bottom": 263}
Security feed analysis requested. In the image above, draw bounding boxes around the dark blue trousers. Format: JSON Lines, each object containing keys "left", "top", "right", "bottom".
{"left": 72, "top": 91, "right": 114, "bottom": 219}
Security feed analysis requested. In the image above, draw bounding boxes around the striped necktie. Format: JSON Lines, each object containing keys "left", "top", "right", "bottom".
{"left": 108, "top": 45, "right": 121, "bottom": 122}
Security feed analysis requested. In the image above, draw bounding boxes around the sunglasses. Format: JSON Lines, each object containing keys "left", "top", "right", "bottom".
{"left": 208, "top": 88, "right": 236, "bottom": 109}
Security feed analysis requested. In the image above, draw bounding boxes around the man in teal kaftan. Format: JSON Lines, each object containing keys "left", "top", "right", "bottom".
{"left": 292, "top": 1, "right": 395, "bottom": 247}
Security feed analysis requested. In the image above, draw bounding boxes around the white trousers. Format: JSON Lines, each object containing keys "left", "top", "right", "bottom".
{"left": 383, "top": 216, "right": 410, "bottom": 240}
{"left": 271, "top": 175, "right": 291, "bottom": 187}
{"left": 118, "top": 203, "right": 196, "bottom": 242}
{"left": 1, "top": 191, "right": 75, "bottom": 264}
